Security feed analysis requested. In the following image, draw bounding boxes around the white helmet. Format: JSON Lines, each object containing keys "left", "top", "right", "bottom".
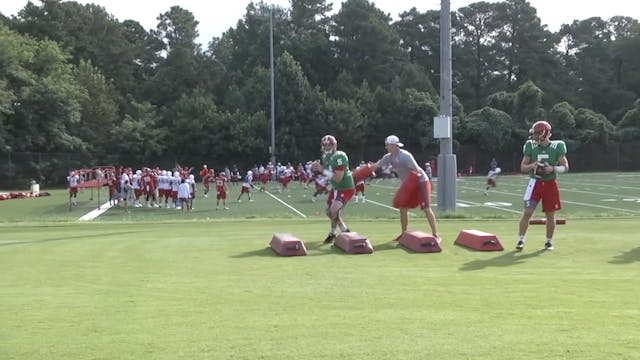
{"left": 247, "top": 170, "right": 253, "bottom": 176}
{"left": 161, "top": 170, "right": 167, "bottom": 176}
{"left": 173, "top": 171, "right": 180, "bottom": 178}
{"left": 189, "top": 174, "right": 195, "bottom": 180}
{"left": 136, "top": 169, "right": 142, "bottom": 175}
{"left": 321, "top": 135, "right": 337, "bottom": 155}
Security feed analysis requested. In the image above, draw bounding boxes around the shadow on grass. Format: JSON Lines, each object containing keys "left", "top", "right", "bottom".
{"left": 0, "top": 231, "right": 142, "bottom": 247}
{"left": 306, "top": 242, "right": 345, "bottom": 256}
{"left": 609, "top": 247, "right": 640, "bottom": 264}
{"left": 460, "top": 249, "right": 546, "bottom": 271}
{"left": 373, "top": 241, "right": 403, "bottom": 252}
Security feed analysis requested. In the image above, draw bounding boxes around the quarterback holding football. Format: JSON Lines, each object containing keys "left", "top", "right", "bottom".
{"left": 516, "top": 120, "right": 569, "bottom": 251}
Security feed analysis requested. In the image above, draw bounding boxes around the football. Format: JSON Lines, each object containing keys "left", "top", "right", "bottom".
{"left": 535, "top": 163, "right": 547, "bottom": 177}
{"left": 311, "top": 161, "right": 323, "bottom": 174}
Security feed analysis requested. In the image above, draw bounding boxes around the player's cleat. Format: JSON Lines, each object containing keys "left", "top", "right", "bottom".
{"left": 516, "top": 240, "right": 525, "bottom": 250}
{"left": 323, "top": 233, "right": 336, "bottom": 244}
{"left": 343, "top": 228, "right": 351, "bottom": 233}
{"left": 224, "top": 206, "right": 230, "bottom": 210}
{"left": 544, "top": 241, "right": 554, "bottom": 251}
{"left": 393, "top": 234, "right": 402, "bottom": 242}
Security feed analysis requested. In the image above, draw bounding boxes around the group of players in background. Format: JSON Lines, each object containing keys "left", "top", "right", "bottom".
{"left": 66, "top": 158, "right": 370, "bottom": 213}
{"left": 67, "top": 120, "right": 567, "bottom": 251}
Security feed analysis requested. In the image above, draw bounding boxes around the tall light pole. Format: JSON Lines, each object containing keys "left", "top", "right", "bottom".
{"left": 436, "top": 0, "right": 457, "bottom": 211}
{"left": 269, "top": 7, "right": 276, "bottom": 166}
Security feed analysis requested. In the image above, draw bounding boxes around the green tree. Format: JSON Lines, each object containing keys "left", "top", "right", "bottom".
{"left": 615, "top": 99, "right": 640, "bottom": 142}
{"left": 395, "top": 8, "right": 440, "bottom": 87}
{"left": 465, "top": 107, "right": 512, "bottom": 154}
{"left": 453, "top": 1, "right": 503, "bottom": 110}
{"left": 109, "top": 100, "right": 166, "bottom": 164}
{"left": 288, "top": 0, "right": 335, "bottom": 88}
{"left": 148, "top": 6, "right": 207, "bottom": 105}
{"left": 73, "top": 60, "right": 119, "bottom": 153}
{"left": 332, "top": 0, "right": 407, "bottom": 88}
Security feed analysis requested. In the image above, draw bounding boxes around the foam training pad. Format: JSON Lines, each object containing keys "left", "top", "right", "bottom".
{"left": 335, "top": 232, "right": 374, "bottom": 254}
{"left": 352, "top": 163, "right": 375, "bottom": 183}
{"left": 398, "top": 231, "right": 441, "bottom": 253}
{"left": 529, "top": 218, "right": 566, "bottom": 225}
{"left": 454, "top": 229, "right": 503, "bottom": 251}
{"left": 270, "top": 233, "right": 307, "bottom": 256}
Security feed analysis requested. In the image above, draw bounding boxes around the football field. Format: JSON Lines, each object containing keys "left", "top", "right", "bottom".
{"left": 1, "top": 172, "right": 639, "bottom": 359}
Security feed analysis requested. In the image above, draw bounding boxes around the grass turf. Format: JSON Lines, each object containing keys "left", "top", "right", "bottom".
{"left": 1, "top": 219, "right": 639, "bottom": 359}
{"left": 1, "top": 173, "right": 639, "bottom": 359}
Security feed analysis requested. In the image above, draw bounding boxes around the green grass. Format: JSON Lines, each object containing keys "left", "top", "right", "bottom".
{"left": 1, "top": 173, "right": 639, "bottom": 359}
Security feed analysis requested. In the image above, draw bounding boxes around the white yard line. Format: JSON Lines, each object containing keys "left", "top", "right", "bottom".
{"left": 456, "top": 199, "right": 522, "bottom": 214}
{"left": 561, "top": 182, "right": 640, "bottom": 191}
{"left": 363, "top": 199, "right": 418, "bottom": 217}
{"left": 458, "top": 185, "right": 640, "bottom": 215}
{"left": 78, "top": 202, "right": 114, "bottom": 221}
{"left": 263, "top": 191, "right": 307, "bottom": 218}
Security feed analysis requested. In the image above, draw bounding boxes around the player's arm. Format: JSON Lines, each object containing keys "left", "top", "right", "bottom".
{"left": 370, "top": 155, "right": 389, "bottom": 172}
{"left": 332, "top": 166, "right": 344, "bottom": 182}
{"left": 554, "top": 155, "right": 569, "bottom": 173}
{"left": 520, "top": 155, "right": 538, "bottom": 173}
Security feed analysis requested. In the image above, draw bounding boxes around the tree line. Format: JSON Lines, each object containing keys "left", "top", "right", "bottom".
{"left": 1, "top": 0, "right": 640, "bottom": 186}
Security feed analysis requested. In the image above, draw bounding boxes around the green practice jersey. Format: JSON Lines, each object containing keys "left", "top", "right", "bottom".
{"left": 523, "top": 139, "right": 567, "bottom": 180}
{"left": 321, "top": 151, "right": 355, "bottom": 190}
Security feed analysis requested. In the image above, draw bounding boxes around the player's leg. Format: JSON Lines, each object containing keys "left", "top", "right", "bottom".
{"left": 541, "top": 180, "right": 561, "bottom": 250}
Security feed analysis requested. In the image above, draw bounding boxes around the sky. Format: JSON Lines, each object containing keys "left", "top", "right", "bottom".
{"left": 2, "top": 0, "right": 639, "bottom": 45}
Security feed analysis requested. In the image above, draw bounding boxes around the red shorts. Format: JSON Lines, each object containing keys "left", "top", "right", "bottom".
{"left": 69, "top": 186, "right": 78, "bottom": 195}
{"left": 279, "top": 176, "right": 291, "bottom": 186}
{"left": 355, "top": 183, "right": 365, "bottom": 193}
{"left": 487, "top": 178, "right": 496, "bottom": 186}
{"left": 240, "top": 186, "right": 250, "bottom": 194}
{"left": 217, "top": 190, "right": 227, "bottom": 200}
{"left": 260, "top": 174, "right": 269, "bottom": 184}
{"left": 525, "top": 178, "right": 561, "bottom": 212}
{"left": 134, "top": 189, "right": 143, "bottom": 198}
{"left": 327, "top": 188, "right": 355, "bottom": 206}
{"left": 392, "top": 171, "right": 431, "bottom": 209}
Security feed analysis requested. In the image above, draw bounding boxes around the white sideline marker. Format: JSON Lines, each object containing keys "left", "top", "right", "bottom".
{"left": 78, "top": 202, "right": 114, "bottom": 221}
